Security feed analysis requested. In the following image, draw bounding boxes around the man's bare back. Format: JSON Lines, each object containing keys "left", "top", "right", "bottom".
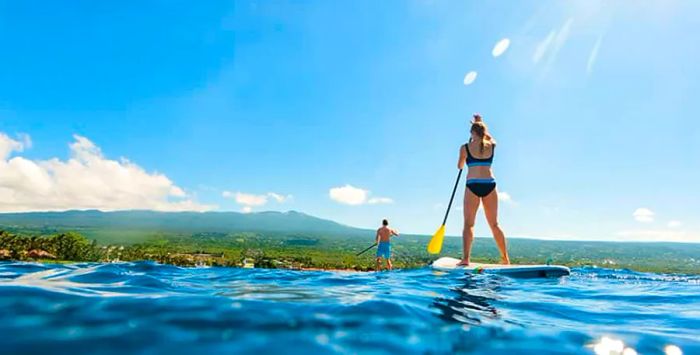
{"left": 376, "top": 226, "right": 398, "bottom": 243}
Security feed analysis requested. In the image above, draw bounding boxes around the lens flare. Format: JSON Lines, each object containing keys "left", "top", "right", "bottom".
{"left": 492, "top": 38, "right": 510, "bottom": 57}
{"left": 463, "top": 71, "right": 478, "bottom": 86}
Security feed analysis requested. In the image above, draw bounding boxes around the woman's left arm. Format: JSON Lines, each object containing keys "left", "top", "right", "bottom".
{"left": 457, "top": 145, "right": 467, "bottom": 169}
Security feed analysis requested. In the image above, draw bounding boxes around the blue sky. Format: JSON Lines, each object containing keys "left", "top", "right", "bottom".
{"left": 0, "top": 1, "right": 698, "bottom": 242}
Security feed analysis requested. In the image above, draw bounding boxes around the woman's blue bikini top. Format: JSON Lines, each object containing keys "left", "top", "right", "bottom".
{"left": 465, "top": 142, "right": 495, "bottom": 167}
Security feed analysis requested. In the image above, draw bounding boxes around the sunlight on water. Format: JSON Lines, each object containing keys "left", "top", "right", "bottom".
{"left": 590, "top": 336, "right": 636, "bottom": 355}
{"left": 665, "top": 345, "right": 683, "bottom": 355}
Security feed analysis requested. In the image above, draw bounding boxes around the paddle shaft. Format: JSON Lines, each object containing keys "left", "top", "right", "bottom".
{"left": 441, "top": 169, "right": 463, "bottom": 225}
{"left": 356, "top": 243, "right": 378, "bottom": 256}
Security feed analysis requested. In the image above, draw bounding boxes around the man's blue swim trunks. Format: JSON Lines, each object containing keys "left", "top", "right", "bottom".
{"left": 376, "top": 241, "right": 391, "bottom": 258}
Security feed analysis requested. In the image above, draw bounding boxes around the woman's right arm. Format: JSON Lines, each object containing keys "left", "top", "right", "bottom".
{"left": 457, "top": 145, "right": 466, "bottom": 169}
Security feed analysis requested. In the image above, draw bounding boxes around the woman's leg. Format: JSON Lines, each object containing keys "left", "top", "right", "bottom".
{"left": 459, "top": 188, "right": 480, "bottom": 266}
{"left": 482, "top": 189, "right": 510, "bottom": 264}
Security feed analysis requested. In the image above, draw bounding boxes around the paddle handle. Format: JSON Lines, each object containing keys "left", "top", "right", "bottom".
{"left": 356, "top": 242, "right": 378, "bottom": 256}
{"left": 442, "top": 169, "right": 463, "bottom": 225}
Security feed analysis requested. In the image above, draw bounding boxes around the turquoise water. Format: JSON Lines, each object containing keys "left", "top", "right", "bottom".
{"left": 0, "top": 261, "right": 698, "bottom": 354}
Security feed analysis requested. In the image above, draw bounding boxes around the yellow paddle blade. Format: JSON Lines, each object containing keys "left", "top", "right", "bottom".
{"left": 427, "top": 225, "right": 446, "bottom": 254}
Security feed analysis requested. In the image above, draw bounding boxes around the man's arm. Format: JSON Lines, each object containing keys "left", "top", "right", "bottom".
{"left": 392, "top": 229, "right": 400, "bottom": 237}
{"left": 375, "top": 229, "right": 381, "bottom": 244}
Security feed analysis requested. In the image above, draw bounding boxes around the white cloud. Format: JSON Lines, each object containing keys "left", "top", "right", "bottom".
{"left": 492, "top": 38, "right": 510, "bottom": 58}
{"left": 463, "top": 71, "right": 478, "bottom": 86}
{"left": 368, "top": 197, "right": 394, "bottom": 205}
{"left": 0, "top": 133, "right": 26, "bottom": 159}
{"left": 633, "top": 208, "right": 654, "bottom": 223}
{"left": 267, "top": 192, "right": 292, "bottom": 203}
{"left": 0, "top": 133, "right": 213, "bottom": 212}
{"left": 668, "top": 220, "right": 682, "bottom": 228}
{"left": 222, "top": 191, "right": 291, "bottom": 212}
{"left": 233, "top": 192, "right": 268, "bottom": 206}
{"left": 587, "top": 35, "right": 603, "bottom": 74}
{"left": 329, "top": 185, "right": 368, "bottom": 205}
{"left": 329, "top": 185, "right": 393, "bottom": 206}
{"left": 169, "top": 186, "right": 186, "bottom": 198}
{"left": 498, "top": 191, "right": 513, "bottom": 203}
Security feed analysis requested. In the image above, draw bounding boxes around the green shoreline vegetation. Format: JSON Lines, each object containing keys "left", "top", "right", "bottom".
{"left": 1, "top": 229, "right": 699, "bottom": 274}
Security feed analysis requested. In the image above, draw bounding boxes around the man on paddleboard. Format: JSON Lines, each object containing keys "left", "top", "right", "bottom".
{"left": 376, "top": 219, "right": 400, "bottom": 271}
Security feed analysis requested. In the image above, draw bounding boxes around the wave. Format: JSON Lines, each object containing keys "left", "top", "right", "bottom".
{"left": 0, "top": 261, "right": 697, "bottom": 354}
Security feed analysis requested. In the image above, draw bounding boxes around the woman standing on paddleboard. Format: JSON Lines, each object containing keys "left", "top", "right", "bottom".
{"left": 456, "top": 113, "right": 510, "bottom": 266}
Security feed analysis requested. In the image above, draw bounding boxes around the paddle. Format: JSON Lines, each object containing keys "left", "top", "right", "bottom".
{"left": 356, "top": 243, "right": 377, "bottom": 256}
{"left": 427, "top": 169, "right": 463, "bottom": 254}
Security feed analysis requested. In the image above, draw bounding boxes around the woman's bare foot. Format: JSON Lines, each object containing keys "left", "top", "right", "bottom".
{"left": 500, "top": 258, "right": 510, "bottom": 265}
{"left": 457, "top": 260, "right": 470, "bottom": 266}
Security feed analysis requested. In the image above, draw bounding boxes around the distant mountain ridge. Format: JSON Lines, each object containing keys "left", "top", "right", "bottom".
{"left": 0, "top": 210, "right": 368, "bottom": 236}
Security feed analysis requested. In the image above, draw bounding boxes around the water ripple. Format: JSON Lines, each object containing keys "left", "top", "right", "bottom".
{"left": 0, "top": 261, "right": 698, "bottom": 354}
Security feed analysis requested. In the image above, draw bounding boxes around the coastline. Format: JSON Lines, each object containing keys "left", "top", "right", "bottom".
{"left": 2, "top": 230, "right": 699, "bottom": 275}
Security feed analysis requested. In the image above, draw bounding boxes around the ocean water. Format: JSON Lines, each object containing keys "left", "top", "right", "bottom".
{"left": 0, "top": 262, "right": 697, "bottom": 354}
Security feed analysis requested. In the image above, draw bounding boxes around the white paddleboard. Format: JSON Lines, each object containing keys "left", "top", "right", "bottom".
{"left": 431, "top": 257, "right": 570, "bottom": 278}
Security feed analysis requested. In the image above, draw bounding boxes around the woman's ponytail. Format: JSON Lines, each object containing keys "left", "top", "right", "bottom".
{"left": 470, "top": 121, "right": 490, "bottom": 154}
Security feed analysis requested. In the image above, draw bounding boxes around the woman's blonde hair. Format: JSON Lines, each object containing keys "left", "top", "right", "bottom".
{"left": 470, "top": 120, "right": 495, "bottom": 154}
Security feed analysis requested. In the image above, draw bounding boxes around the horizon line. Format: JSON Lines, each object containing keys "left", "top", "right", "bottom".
{"left": 0, "top": 208, "right": 697, "bottom": 244}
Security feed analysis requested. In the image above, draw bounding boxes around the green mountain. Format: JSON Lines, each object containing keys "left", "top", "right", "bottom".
{"left": 0, "top": 210, "right": 368, "bottom": 242}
